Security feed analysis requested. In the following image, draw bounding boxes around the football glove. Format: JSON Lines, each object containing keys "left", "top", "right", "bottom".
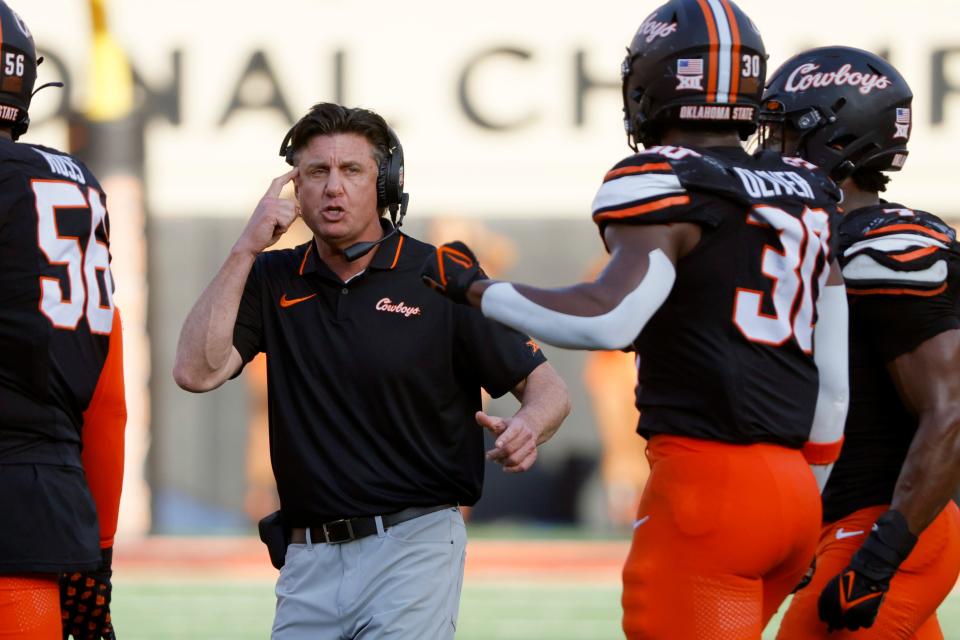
{"left": 420, "top": 241, "right": 487, "bottom": 305}
{"left": 818, "top": 510, "right": 917, "bottom": 632}
{"left": 60, "top": 547, "right": 116, "bottom": 640}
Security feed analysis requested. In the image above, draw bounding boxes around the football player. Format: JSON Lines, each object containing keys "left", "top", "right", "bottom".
{"left": 421, "top": 1, "right": 849, "bottom": 637}
{"left": 762, "top": 47, "right": 960, "bottom": 639}
{"left": 0, "top": 2, "right": 125, "bottom": 639}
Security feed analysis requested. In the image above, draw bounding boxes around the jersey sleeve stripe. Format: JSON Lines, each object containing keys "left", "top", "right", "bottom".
{"left": 844, "top": 233, "right": 946, "bottom": 258}
{"left": 592, "top": 174, "right": 685, "bottom": 211}
{"left": 847, "top": 283, "right": 948, "bottom": 297}
{"left": 892, "top": 245, "right": 940, "bottom": 263}
{"left": 865, "top": 223, "right": 951, "bottom": 243}
{"left": 842, "top": 254, "right": 947, "bottom": 285}
{"left": 604, "top": 163, "right": 673, "bottom": 181}
{"left": 593, "top": 195, "right": 692, "bottom": 222}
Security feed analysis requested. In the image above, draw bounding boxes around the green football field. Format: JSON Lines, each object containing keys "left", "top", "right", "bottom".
{"left": 108, "top": 576, "right": 960, "bottom": 639}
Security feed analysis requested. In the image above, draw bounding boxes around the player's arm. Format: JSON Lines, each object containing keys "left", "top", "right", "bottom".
{"left": 61, "top": 307, "right": 127, "bottom": 640}
{"left": 804, "top": 259, "right": 849, "bottom": 492}
{"left": 817, "top": 328, "right": 959, "bottom": 632}
{"left": 81, "top": 308, "right": 127, "bottom": 549}
{"left": 424, "top": 222, "right": 699, "bottom": 350}
{"left": 887, "top": 329, "right": 960, "bottom": 533}
{"left": 480, "top": 362, "right": 571, "bottom": 473}
{"left": 174, "top": 168, "right": 298, "bottom": 391}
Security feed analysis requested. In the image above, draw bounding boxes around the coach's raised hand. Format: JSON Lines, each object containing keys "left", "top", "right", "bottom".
{"left": 421, "top": 241, "right": 488, "bottom": 305}
{"left": 234, "top": 167, "right": 300, "bottom": 256}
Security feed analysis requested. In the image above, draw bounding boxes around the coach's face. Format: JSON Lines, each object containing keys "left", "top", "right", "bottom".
{"left": 296, "top": 133, "right": 382, "bottom": 250}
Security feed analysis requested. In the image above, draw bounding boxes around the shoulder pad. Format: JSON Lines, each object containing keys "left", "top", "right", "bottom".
{"left": 591, "top": 151, "right": 692, "bottom": 227}
{"left": 25, "top": 144, "right": 100, "bottom": 189}
{"left": 839, "top": 205, "right": 958, "bottom": 295}
{"left": 663, "top": 148, "right": 841, "bottom": 208}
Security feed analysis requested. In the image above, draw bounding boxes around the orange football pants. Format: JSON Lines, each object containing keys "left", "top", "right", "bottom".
{"left": 0, "top": 575, "right": 60, "bottom": 639}
{"left": 776, "top": 501, "right": 960, "bottom": 640}
{"left": 622, "top": 434, "right": 821, "bottom": 640}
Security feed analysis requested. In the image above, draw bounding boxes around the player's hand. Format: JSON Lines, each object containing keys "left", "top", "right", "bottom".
{"left": 421, "top": 241, "right": 488, "bottom": 305}
{"left": 60, "top": 547, "right": 116, "bottom": 640}
{"left": 817, "top": 510, "right": 917, "bottom": 632}
{"left": 234, "top": 168, "right": 300, "bottom": 256}
{"left": 476, "top": 411, "right": 540, "bottom": 473}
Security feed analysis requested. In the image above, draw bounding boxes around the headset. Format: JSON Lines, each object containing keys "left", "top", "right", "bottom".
{"left": 279, "top": 119, "right": 409, "bottom": 261}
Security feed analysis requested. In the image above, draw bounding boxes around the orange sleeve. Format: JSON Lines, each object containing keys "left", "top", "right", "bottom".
{"left": 81, "top": 307, "right": 127, "bottom": 549}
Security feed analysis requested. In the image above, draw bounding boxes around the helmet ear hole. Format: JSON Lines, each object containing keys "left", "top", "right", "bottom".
{"left": 827, "top": 134, "right": 857, "bottom": 151}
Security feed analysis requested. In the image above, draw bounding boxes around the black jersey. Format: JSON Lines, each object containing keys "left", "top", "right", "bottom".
{"left": 822, "top": 204, "right": 960, "bottom": 522}
{"left": 591, "top": 145, "right": 842, "bottom": 447}
{"left": 0, "top": 138, "right": 116, "bottom": 464}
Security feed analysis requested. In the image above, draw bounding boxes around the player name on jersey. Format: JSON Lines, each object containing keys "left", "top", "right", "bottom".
{"left": 31, "top": 148, "right": 87, "bottom": 184}
{"left": 732, "top": 168, "right": 816, "bottom": 200}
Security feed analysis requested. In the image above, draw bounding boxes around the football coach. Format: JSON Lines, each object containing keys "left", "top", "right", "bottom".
{"left": 173, "top": 102, "right": 570, "bottom": 639}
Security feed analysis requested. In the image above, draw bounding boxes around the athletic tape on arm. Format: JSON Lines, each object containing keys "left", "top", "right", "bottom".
{"left": 480, "top": 249, "right": 676, "bottom": 350}
{"left": 805, "top": 284, "right": 849, "bottom": 491}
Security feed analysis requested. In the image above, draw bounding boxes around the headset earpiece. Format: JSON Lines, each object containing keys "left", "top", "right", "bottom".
{"left": 279, "top": 125, "right": 296, "bottom": 166}
{"left": 377, "top": 127, "right": 404, "bottom": 211}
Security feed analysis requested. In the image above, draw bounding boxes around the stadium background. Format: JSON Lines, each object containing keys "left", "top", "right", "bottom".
{"left": 13, "top": 0, "right": 960, "bottom": 636}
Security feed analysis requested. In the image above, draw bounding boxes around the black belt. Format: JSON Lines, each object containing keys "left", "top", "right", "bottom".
{"left": 291, "top": 504, "right": 455, "bottom": 545}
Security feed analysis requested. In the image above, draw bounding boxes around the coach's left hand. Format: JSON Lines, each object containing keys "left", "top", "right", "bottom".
{"left": 60, "top": 547, "right": 116, "bottom": 640}
{"left": 476, "top": 411, "right": 540, "bottom": 473}
{"left": 817, "top": 510, "right": 917, "bottom": 632}
{"left": 421, "top": 241, "right": 488, "bottom": 305}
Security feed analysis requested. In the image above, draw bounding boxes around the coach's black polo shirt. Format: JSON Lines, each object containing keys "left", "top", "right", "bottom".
{"left": 232, "top": 222, "right": 546, "bottom": 525}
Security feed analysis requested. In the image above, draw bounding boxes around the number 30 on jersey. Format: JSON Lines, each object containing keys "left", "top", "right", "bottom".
{"left": 33, "top": 180, "right": 115, "bottom": 334}
{"left": 734, "top": 205, "right": 831, "bottom": 353}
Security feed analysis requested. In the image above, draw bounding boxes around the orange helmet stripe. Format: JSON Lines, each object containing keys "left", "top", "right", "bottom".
{"left": 696, "top": 0, "right": 720, "bottom": 103}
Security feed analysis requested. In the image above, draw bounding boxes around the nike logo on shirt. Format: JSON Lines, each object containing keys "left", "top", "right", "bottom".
{"left": 835, "top": 528, "right": 865, "bottom": 540}
{"left": 280, "top": 293, "right": 317, "bottom": 308}
{"left": 633, "top": 515, "right": 650, "bottom": 530}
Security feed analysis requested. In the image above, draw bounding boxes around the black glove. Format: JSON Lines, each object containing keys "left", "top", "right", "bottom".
{"left": 792, "top": 556, "right": 816, "bottom": 593}
{"left": 60, "top": 547, "right": 116, "bottom": 640}
{"left": 421, "top": 241, "right": 487, "bottom": 305}
{"left": 818, "top": 510, "right": 917, "bottom": 632}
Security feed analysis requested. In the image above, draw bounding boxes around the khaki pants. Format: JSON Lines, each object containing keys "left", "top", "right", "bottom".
{"left": 272, "top": 507, "right": 467, "bottom": 640}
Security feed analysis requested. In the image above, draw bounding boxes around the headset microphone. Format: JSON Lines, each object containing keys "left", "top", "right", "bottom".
{"left": 343, "top": 193, "right": 409, "bottom": 262}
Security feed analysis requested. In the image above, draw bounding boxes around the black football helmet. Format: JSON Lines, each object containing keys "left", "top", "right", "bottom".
{"left": 0, "top": 1, "right": 37, "bottom": 139}
{"left": 760, "top": 46, "right": 913, "bottom": 180}
{"left": 621, "top": 0, "right": 767, "bottom": 150}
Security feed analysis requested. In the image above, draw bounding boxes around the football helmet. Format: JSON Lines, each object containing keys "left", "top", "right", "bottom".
{"left": 0, "top": 1, "right": 37, "bottom": 139}
{"left": 621, "top": 0, "right": 767, "bottom": 149}
{"left": 760, "top": 46, "right": 913, "bottom": 180}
